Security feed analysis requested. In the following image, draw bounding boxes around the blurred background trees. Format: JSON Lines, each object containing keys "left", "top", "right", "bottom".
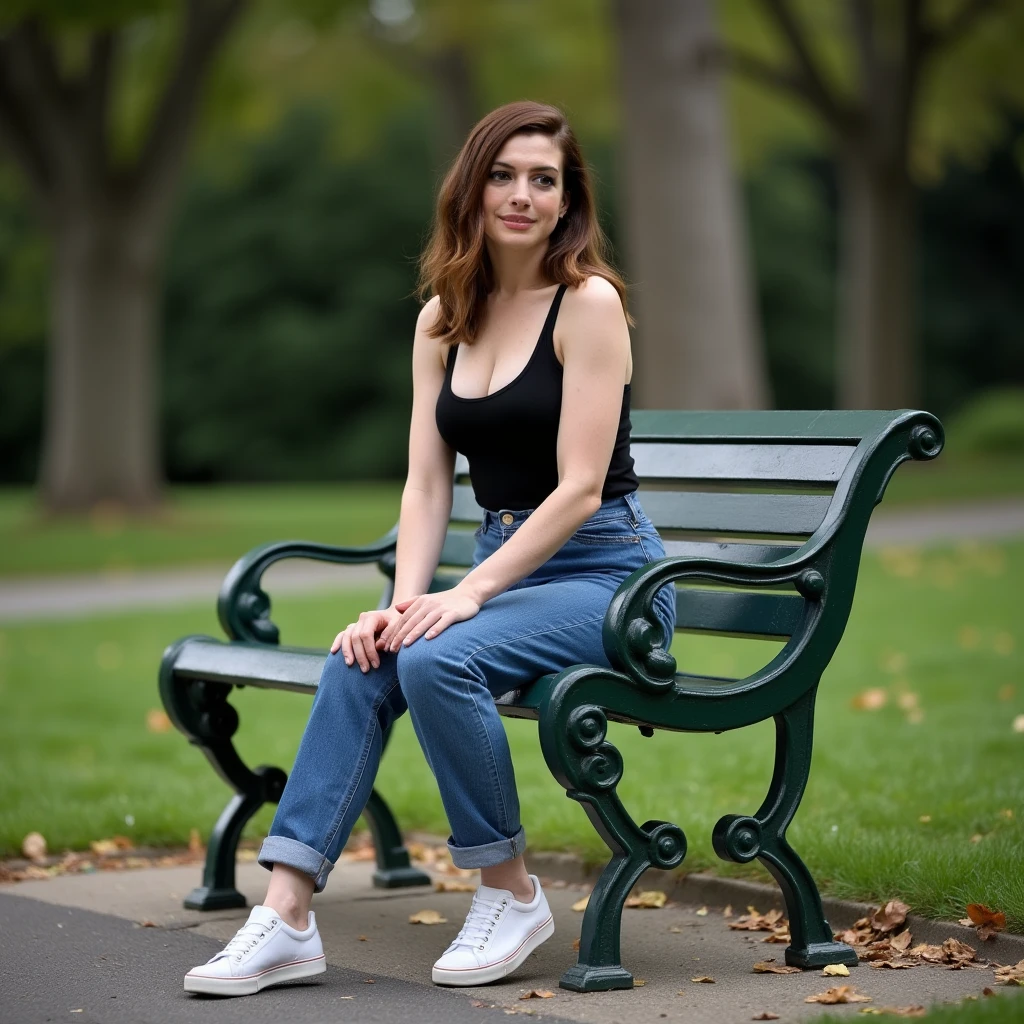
{"left": 0, "top": 0, "right": 1022, "bottom": 510}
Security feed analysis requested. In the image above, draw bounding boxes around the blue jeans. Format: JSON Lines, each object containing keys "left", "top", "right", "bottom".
{"left": 258, "top": 489, "right": 676, "bottom": 891}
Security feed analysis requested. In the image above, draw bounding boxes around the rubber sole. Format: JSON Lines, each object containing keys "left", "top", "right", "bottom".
{"left": 432, "top": 916, "right": 555, "bottom": 987}
{"left": 184, "top": 954, "right": 326, "bottom": 996}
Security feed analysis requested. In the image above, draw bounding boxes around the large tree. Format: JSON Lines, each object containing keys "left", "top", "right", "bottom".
{"left": 723, "top": 0, "right": 1019, "bottom": 408}
{"left": 614, "top": 0, "right": 771, "bottom": 411}
{"left": 0, "top": 2, "right": 246, "bottom": 512}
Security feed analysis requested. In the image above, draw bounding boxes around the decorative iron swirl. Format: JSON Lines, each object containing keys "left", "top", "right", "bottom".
{"left": 645, "top": 821, "right": 687, "bottom": 869}
{"left": 567, "top": 706, "right": 608, "bottom": 752}
{"left": 578, "top": 746, "right": 624, "bottom": 791}
{"left": 234, "top": 585, "right": 280, "bottom": 644}
{"left": 188, "top": 680, "right": 240, "bottom": 742}
{"left": 908, "top": 424, "right": 943, "bottom": 461}
{"left": 795, "top": 569, "right": 825, "bottom": 600}
{"left": 712, "top": 814, "right": 762, "bottom": 863}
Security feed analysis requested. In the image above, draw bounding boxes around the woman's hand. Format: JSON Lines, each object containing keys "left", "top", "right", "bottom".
{"left": 331, "top": 607, "right": 405, "bottom": 672}
{"left": 377, "top": 589, "right": 481, "bottom": 653}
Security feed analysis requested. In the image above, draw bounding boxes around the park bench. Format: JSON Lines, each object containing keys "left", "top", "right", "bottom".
{"left": 159, "top": 408, "right": 943, "bottom": 992}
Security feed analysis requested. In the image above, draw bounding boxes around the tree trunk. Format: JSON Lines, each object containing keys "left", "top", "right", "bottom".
{"left": 836, "top": 148, "right": 916, "bottom": 408}
{"left": 614, "top": 0, "right": 770, "bottom": 410}
{"left": 39, "top": 198, "right": 164, "bottom": 512}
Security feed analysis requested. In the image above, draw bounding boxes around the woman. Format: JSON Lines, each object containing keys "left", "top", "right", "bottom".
{"left": 184, "top": 100, "right": 676, "bottom": 997}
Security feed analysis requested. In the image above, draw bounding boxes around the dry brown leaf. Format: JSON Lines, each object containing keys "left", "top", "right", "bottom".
{"left": 730, "top": 907, "right": 786, "bottom": 933}
{"left": 188, "top": 828, "right": 203, "bottom": 855}
{"left": 851, "top": 687, "right": 888, "bottom": 710}
{"left": 140, "top": 919, "right": 157, "bottom": 928}
{"left": 695, "top": 906, "right": 709, "bottom": 916}
{"left": 869, "top": 960, "right": 915, "bottom": 970}
{"left": 751, "top": 1014, "right": 780, "bottom": 1021}
{"left": 691, "top": 976, "right": 715, "bottom": 984}
{"left": 871, "top": 900, "right": 911, "bottom": 933}
{"left": 21, "top": 832, "right": 47, "bottom": 862}
{"left": 89, "top": 835, "right": 134, "bottom": 857}
{"left": 723, "top": 904, "right": 733, "bottom": 917}
{"left": 625, "top": 890, "right": 667, "bottom": 909}
{"left": 519, "top": 990, "right": 554, "bottom": 999}
{"left": 669, "top": 926, "right": 683, "bottom": 933}
{"left": 877, "top": 1007, "right": 926, "bottom": 1018}
{"left": 146, "top": 708, "right": 172, "bottom": 733}
{"left": 434, "top": 880, "right": 476, "bottom": 893}
{"left": 571, "top": 895, "right": 590, "bottom": 912}
{"left": 752, "top": 961, "right": 801, "bottom": 974}
{"left": 993, "top": 959, "right": 1024, "bottom": 985}
{"left": 571, "top": 938, "right": 580, "bottom": 951}
{"left": 823, "top": 964, "right": 850, "bottom": 976}
{"left": 357, "top": 935, "right": 368, "bottom": 942}
{"left": 965, "top": 904, "right": 1006, "bottom": 941}
{"left": 364, "top": 978, "right": 375, "bottom": 984}
{"left": 805, "top": 985, "right": 872, "bottom": 1004}
{"left": 408, "top": 909, "right": 447, "bottom": 925}
{"left": 891, "top": 929, "right": 913, "bottom": 952}
{"left": 634, "top": 979, "right": 647, "bottom": 986}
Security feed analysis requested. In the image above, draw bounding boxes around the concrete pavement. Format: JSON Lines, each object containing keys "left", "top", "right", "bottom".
{"left": 3, "top": 858, "right": 1021, "bottom": 1024}
{"left": 1, "top": 498, "right": 1022, "bottom": 623}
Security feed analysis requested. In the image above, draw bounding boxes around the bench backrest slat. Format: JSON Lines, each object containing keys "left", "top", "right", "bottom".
{"left": 630, "top": 442, "right": 852, "bottom": 483}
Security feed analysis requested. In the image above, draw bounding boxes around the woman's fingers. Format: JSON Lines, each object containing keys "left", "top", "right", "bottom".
{"left": 400, "top": 609, "right": 445, "bottom": 647}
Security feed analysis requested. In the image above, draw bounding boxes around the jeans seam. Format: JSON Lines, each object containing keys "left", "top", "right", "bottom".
{"left": 461, "top": 613, "right": 608, "bottom": 674}
{"left": 461, "top": 663, "right": 512, "bottom": 837}
{"left": 319, "top": 676, "right": 401, "bottom": 860}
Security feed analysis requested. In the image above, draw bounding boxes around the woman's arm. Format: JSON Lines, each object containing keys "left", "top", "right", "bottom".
{"left": 389, "top": 296, "right": 457, "bottom": 607}
{"left": 454, "top": 275, "right": 632, "bottom": 607}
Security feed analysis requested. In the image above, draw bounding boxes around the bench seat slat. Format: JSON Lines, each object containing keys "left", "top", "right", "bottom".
{"left": 661, "top": 539, "right": 800, "bottom": 563}
{"left": 176, "top": 640, "right": 321, "bottom": 693}
{"left": 675, "top": 588, "right": 804, "bottom": 639}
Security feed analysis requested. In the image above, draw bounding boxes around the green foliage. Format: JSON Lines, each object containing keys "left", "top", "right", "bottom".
{"left": 946, "top": 389, "right": 1024, "bottom": 457}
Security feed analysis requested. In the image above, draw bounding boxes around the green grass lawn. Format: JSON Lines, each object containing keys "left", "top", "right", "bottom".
{"left": 1, "top": 536, "right": 1021, "bottom": 932}
{"left": 1, "top": 454, "right": 1022, "bottom": 578}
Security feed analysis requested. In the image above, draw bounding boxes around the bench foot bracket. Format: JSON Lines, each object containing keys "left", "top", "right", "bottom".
{"left": 713, "top": 686, "right": 857, "bottom": 970}
{"left": 560, "top": 964, "right": 634, "bottom": 992}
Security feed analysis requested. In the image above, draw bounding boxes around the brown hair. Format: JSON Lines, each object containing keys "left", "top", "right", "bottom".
{"left": 416, "top": 100, "right": 632, "bottom": 344}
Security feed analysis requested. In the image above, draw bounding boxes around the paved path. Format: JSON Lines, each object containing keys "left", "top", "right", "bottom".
{"left": 1, "top": 499, "right": 1022, "bottom": 623}
{"left": 3, "top": 859, "right": 1021, "bottom": 1024}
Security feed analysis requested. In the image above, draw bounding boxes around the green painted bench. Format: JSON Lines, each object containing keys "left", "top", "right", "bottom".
{"left": 159, "top": 408, "right": 943, "bottom": 992}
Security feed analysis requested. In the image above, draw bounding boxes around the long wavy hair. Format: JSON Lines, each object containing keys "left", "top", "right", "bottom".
{"left": 416, "top": 100, "right": 632, "bottom": 344}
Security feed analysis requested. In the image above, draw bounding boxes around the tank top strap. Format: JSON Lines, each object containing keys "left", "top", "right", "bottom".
{"left": 540, "top": 283, "right": 569, "bottom": 343}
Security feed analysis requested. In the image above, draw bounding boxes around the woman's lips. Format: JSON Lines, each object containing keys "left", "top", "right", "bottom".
{"left": 500, "top": 217, "right": 534, "bottom": 230}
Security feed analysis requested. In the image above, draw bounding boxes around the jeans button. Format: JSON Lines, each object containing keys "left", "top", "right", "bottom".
{"left": 501, "top": 513, "right": 514, "bottom": 525}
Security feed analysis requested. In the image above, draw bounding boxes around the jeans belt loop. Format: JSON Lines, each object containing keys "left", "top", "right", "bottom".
{"left": 625, "top": 490, "right": 640, "bottom": 527}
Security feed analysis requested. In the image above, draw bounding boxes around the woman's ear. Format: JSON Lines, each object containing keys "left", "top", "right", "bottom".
{"left": 560, "top": 193, "right": 570, "bottom": 218}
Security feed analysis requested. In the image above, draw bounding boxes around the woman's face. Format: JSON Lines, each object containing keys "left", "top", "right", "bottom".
{"left": 481, "top": 132, "right": 568, "bottom": 251}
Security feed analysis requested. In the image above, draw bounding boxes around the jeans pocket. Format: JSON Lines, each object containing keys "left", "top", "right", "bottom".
{"left": 569, "top": 514, "right": 640, "bottom": 545}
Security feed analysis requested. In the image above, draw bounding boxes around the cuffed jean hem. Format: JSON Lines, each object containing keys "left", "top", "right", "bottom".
{"left": 258, "top": 835, "right": 334, "bottom": 894}
{"left": 447, "top": 826, "right": 526, "bottom": 869}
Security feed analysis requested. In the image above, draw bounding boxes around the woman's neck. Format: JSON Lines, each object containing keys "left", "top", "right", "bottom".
{"left": 484, "top": 239, "right": 551, "bottom": 299}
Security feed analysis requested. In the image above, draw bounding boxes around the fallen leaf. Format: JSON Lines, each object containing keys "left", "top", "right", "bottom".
{"left": 571, "top": 938, "right": 580, "bottom": 951}
{"left": 982, "top": 988, "right": 995, "bottom": 997}
{"left": 696, "top": 906, "right": 709, "bottom": 916}
{"left": 806, "top": 985, "right": 872, "bottom": 1004}
{"left": 357, "top": 935, "right": 368, "bottom": 942}
{"left": 730, "top": 907, "right": 786, "bottom": 933}
{"left": 966, "top": 904, "right": 1006, "bottom": 941}
{"left": 188, "top": 828, "right": 203, "bottom": 855}
{"left": 851, "top": 687, "right": 888, "bottom": 710}
{"left": 997, "top": 684, "right": 1015, "bottom": 701}
{"left": 691, "top": 976, "right": 715, "bottom": 984}
{"left": 751, "top": 1015, "right": 780, "bottom": 1021}
{"left": 753, "top": 962, "right": 801, "bottom": 974}
{"left": 723, "top": 904, "right": 733, "bottom": 917}
{"left": 89, "top": 835, "right": 134, "bottom": 856}
{"left": 897, "top": 692, "right": 919, "bottom": 711}
{"left": 363, "top": 978, "right": 375, "bottom": 984}
{"left": 876, "top": 1007, "right": 926, "bottom": 1018}
{"left": 823, "top": 964, "right": 850, "bottom": 976}
{"left": 869, "top": 960, "right": 915, "bottom": 970}
{"left": 146, "top": 708, "right": 172, "bottom": 733}
{"left": 971, "top": 833, "right": 985, "bottom": 843}
{"left": 993, "top": 958, "right": 1024, "bottom": 985}
{"left": 669, "top": 926, "right": 683, "bottom": 933}
{"left": 471, "top": 1000, "right": 488, "bottom": 1007}
{"left": 1013, "top": 714, "right": 1024, "bottom": 734}
{"left": 625, "top": 890, "right": 667, "bottom": 909}
{"left": 434, "top": 880, "right": 476, "bottom": 893}
{"left": 571, "top": 895, "right": 590, "bottom": 912}
{"left": 21, "top": 832, "right": 47, "bottom": 862}
{"left": 998, "top": 808, "right": 1014, "bottom": 819}
{"left": 871, "top": 900, "right": 911, "bottom": 933}
{"left": 140, "top": 919, "right": 157, "bottom": 928}
{"left": 891, "top": 930, "right": 913, "bottom": 952}
{"left": 519, "top": 990, "right": 554, "bottom": 999}
{"left": 634, "top": 979, "right": 647, "bottom": 986}
{"left": 918, "top": 815, "right": 931, "bottom": 823}
{"left": 408, "top": 910, "right": 447, "bottom": 925}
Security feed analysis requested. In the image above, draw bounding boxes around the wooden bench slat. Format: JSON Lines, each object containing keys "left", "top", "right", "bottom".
{"left": 630, "top": 409, "right": 899, "bottom": 442}
{"left": 660, "top": 539, "right": 800, "bottom": 563}
{"left": 675, "top": 588, "right": 804, "bottom": 639}
{"left": 630, "top": 442, "right": 852, "bottom": 483}
{"left": 639, "top": 490, "right": 830, "bottom": 535}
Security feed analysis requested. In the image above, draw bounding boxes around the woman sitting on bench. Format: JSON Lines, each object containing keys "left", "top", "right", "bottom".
{"left": 185, "top": 98, "right": 676, "bottom": 998}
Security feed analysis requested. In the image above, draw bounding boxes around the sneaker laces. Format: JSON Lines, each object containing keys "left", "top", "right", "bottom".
{"left": 450, "top": 891, "right": 509, "bottom": 952}
{"left": 211, "top": 917, "right": 276, "bottom": 962}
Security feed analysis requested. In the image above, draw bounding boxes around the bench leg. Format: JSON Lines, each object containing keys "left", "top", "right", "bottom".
{"left": 712, "top": 686, "right": 858, "bottom": 969}
{"left": 363, "top": 789, "right": 432, "bottom": 889}
{"left": 540, "top": 696, "right": 687, "bottom": 992}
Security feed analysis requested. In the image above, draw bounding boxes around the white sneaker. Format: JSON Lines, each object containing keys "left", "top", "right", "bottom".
{"left": 184, "top": 904, "right": 326, "bottom": 996}
{"left": 432, "top": 874, "right": 554, "bottom": 986}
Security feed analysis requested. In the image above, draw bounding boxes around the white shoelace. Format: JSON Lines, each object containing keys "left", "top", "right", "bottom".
{"left": 450, "top": 892, "right": 509, "bottom": 952}
{"left": 211, "top": 917, "right": 277, "bottom": 962}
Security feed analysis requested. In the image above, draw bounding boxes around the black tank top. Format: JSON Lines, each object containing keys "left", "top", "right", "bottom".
{"left": 435, "top": 283, "right": 639, "bottom": 512}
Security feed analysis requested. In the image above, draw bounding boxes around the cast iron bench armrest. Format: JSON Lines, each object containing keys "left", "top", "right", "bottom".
{"left": 218, "top": 526, "right": 399, "bottom": 644}
{"left": 600, "top": 550, "right": 830, "bottom": 727}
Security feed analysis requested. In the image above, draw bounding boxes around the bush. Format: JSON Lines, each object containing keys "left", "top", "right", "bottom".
{"left": 945, "top": 388, "right": 1024, "bottom": 456}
